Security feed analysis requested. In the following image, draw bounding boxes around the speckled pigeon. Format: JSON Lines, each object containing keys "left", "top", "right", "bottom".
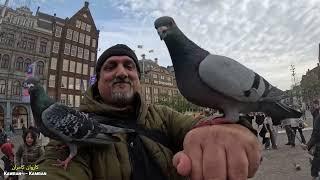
{"left": 154, "top": 16, "right": 302, "bottom": 123}
{"left": 24, "top": 77, "right": 134, "bottom": 170}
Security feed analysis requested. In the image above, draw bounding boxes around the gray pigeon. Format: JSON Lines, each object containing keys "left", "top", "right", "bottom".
{"left": 154, "top": 16, "right": 301, "bottom": 123}
{"left": 24, "top": 77, "right": 134, "bottom": 169}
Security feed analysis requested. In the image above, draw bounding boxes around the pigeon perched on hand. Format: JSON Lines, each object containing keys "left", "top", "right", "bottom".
{"left": 24, "top": 77, "right": 134, "bottom": 170}
{"left": 154, "top": 16, "right": 301, "bottom": 124}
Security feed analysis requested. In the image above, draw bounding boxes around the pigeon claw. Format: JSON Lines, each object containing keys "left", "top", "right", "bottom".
{"left": 53, "top": 158, "right": 72, "bottom": 170}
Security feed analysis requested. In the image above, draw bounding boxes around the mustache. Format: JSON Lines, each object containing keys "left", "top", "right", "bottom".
{"left": 111, "top": 77, "right": 132, "bottom": 85}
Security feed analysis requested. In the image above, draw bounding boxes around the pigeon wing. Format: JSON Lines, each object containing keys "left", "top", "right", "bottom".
{"left": 198, "top": 54, "right": 278, "bottom": 102}
{"left": 41, "top": 103, "right": 128, "bottom": 144}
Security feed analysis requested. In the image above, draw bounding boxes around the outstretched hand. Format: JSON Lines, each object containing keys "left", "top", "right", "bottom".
{"left": 173, "top": 124, "right": 262, "bottom": 180}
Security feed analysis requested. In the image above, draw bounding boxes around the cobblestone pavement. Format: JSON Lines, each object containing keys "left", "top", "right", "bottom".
{"left": 250, "top": 129, "right": 312, "bottom": 180}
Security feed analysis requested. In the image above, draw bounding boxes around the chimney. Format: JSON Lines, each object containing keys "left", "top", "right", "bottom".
{"left": 154, "top": 58, "right": 158, "bottom": 64}
{"left": 84, "top": 1, "right": 89, "bottom": 8}
{"left": 1, "top": 0, "right": 9, "bottom": 20}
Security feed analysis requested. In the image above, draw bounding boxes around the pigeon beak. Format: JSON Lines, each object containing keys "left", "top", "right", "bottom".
{"left": 157, "top": 30, "right": 164, "bottom": 40}
{"left": 157, "top": 26, "right": 168, "bottom": 40}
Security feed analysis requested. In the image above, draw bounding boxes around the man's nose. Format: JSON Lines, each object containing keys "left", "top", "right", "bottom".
{"left": 115, "top": 65, "right": 128, "bottom": 78}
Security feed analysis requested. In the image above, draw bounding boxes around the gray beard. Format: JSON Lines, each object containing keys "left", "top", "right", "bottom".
{"left": 111, "top": 91, "right": 134, "bottom": 107}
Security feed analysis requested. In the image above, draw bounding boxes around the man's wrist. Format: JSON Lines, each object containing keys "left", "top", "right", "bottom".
{"left": 193, "top": 116, "right": 257, "bottom": 135}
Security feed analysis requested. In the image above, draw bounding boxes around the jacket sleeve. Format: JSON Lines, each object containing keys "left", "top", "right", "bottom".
{"left": 15, "top": 145, "right": 23, "bottom": 166}
{"left": 26, "top": 140, "right": 92, "bottom": 180}
{"left": 307, "top": 115, "right": 320, "bottom": 150}
{"left": 158, "top": 106, "right": 257, "bottom": 152}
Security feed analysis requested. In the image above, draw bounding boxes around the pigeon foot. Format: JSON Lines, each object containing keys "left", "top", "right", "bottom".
{"left": 52, "top": 157, "right": 72, "bottom": 170}
{"left": 193, "top": 117, "right": 232, "bottom": 129}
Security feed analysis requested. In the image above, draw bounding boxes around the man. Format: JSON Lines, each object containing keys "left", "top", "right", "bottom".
{"left": 28, "top": 44, "right": 261, "bottom": 180}
{"left": 303, "top": 100, "right": 320, "bottom": 180}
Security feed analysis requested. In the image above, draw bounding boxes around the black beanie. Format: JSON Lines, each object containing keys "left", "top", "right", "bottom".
{"left": 95, "top": 44, "right": 141, "bottom": 80}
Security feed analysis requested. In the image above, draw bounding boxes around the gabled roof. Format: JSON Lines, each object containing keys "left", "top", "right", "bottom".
{"left": 67, "top": 2, "right": 98, "bottom": 32}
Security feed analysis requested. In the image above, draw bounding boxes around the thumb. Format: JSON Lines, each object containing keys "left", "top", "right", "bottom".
{"left": 172, "top": 151, "right": 192, "bottom": 176}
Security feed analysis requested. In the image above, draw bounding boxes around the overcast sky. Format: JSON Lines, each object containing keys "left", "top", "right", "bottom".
{"left": 2, "top": 0, "right": 320, "bottom": 90}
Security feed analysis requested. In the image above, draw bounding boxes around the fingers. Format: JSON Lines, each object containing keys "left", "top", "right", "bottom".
{"left": 184, "top": 130, "right": 203, "bottom": 180}
{"left": 173, "top": 151, "right": 192, "bottom": 176}
{"left": 226, "top": 144, "right": 248, "bottom": 180}
{"left": 246, "top": 142, "right": 262, "bottom": 178}
{"left": 202, "top": 142, "right": 226, "bottom": 180}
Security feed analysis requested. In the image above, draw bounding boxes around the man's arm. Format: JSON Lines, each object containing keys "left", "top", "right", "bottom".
{"left": 307, "top": 115, "right": 320, "bottom": 150}
{"left": 26, "top": 140, "right": 92, "bottom": 180}
{"left": 157, "top": 105, "right": 257, "bottom": 151}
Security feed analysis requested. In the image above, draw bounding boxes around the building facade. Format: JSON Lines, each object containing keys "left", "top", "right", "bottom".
{"left": 0, "top": 5, "right": 51, "bottom": 130}
{"left": 0, "top": 1, "right": 98, "bottom": 130}
{"left": 41, "top": 1, "right": 99, "bottom": 108}
{"left": 138, "top": 56, "right": 179, "bottom": 105}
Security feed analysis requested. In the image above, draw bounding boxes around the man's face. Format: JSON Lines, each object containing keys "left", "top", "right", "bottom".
{"left": 97, "top": 55, "right": 140, "bottom": 107}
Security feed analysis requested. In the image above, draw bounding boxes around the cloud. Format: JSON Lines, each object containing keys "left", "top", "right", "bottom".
{"left": 95, "top": 0, "right": 320, "bottom": 90}
{"left": 3, "top": 0, "right": 320, "bottom": 90}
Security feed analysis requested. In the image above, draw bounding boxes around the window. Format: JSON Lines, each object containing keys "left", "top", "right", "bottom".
{"left": 40, "top": 40, "right": 47, "bottom": 54}
{"left": 24, "top": 58, "right": 31, "bottom": 72}
{"left": 145, "top": 87, "right": 150, "bottom": 94}
{"left": 61, "top": 76, "right": 67, "bottom": 88}
{"left": 75, "top": 95, "right": 80, "bottom": 107}
{"left": 66, "top": 29, "right": 73, "bottom": 40}
{"left": 153, "top": 88, "right": 158, "bottom": 94}
{"left": 63, "top": 59, "right": 69, "bottom": 72}
{"left": 85, "top": 35, "right": 91, "bottom": 46}
{"left": 0, "top": 80, "right": 6, "bottom": 94}
{"left": 168, "top": 89, "right": 172, "bottom": 96}
{"left": 145, "top": 78, "right": 149, "bottom": 83}
{"left": 18, "top": 36, "right": 27, "bottom": 49}
{"left": 82, "top": 64, "right": 88, "bottom": 75}
{"left": 152, "top": 74, "right": 157, "bottom": 78}
{"left": 71, "top": 45, "right": 77, "bottom": 57}
{"left": 160, "top": 75, "right": 164, "bottom": 80}
{"left": 36, "top": 61, "right": 44, "bottom": 75}
{"left": 167, "top": 77, "right": 171, "bottom": 81}
{"left": 146, "top": 94, "right": 151, "bottom": 101}
{"left": 92, "top": 39, "right": 96, "bottom": 48}
{"left": 69, "top": 61, "right": 75, "bottom": 73}
{"left": 49, "top": 75, "right": 55, "bottom": 87}
{"left": 27, "top": 38, "right": 36, "bottom": 50}
{"left": 55, "top": 26, "right": 62, "bottom": 37}
{"left": 1, "top": 54, "right": 9, "bottom": 68}
{"left": 84, "top": 49, "right": 89, "bottom": 60}
{"left": 68, "top": 77, "right": 74, "bottom": 90}
{"left": 60, "top": 94, "right": 67, "bottom": 105}
{"left": 15, "top": 57, "right": 24, "bottom": 71}
{"left": 76, "top": 62, "right": 82, "bottom": 74}
{"left": 81, "top": 22, "right": 86, "bottom": 30}
{"left": 79, "top": 33, "right": 85, "bottom": 44}
{"left": 90, "top": 67, "right": 94, "bottom": 76}
{"left": 52, "top": 41, "right": 60, "bottom": 53}
{"left": 75, "top": 79, "right": 80, "bottom": 90}
{"left": 68, "top": 94, "right": 74, "bottom": 107}
{"left": 86, "top": 24, "right": 91, "bottom": 32}
{"left": 77, "top": 47, "right": 83, "bottom": 58}
{"left": 76, "top": 20, "right": 81, "bottom": 28}
{"left": 83, "top": 79, "right": 87, "bottom": 91}
{"left": 64, "top": 43, "right": 71, "bottom": 55}
{"left": 91, "top": 52, "right": 95, "bottom": 61}
{"left": 11, "top": 81, "right": 20, "bottom": 96}
{"left": 154, "top": 96, "right": 158, "bottom": 103}
{"left": 72, "top": 31, "right": 79, "bottom": 42}
{"left": 50, "top": 57, "right": 57, "bottom": 70}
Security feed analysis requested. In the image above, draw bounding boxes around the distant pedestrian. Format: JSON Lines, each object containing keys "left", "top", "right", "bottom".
{"left": 21, "top": 124, "right": 26, "bottom": 136}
